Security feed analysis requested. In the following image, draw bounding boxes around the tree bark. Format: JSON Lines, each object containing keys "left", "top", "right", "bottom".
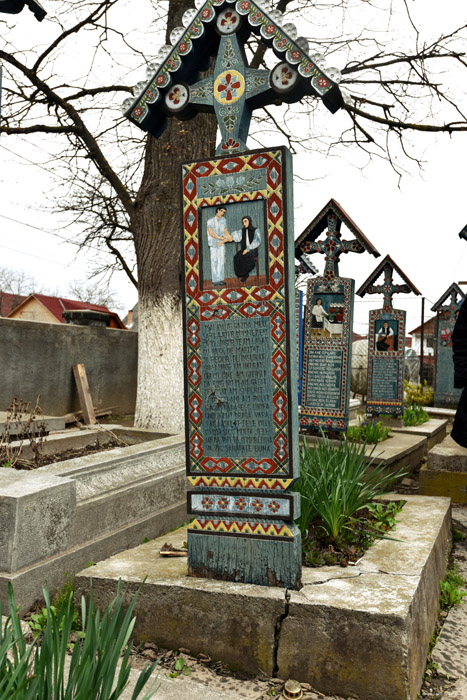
{"left": 132, "top": 95, "right": 216, "bottom": 431}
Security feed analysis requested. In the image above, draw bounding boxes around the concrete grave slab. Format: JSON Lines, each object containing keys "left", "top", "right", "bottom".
{"left": 426, "top": 435, "right": 467, "bottom": 472}
{"left": 426, "top": 406, "right": 456, "bottom": 425}
{"left": 75, "top": 494, "right": 451, "bottom": 700}
{"left": 420, "top": 435, "right": 467, "bottom": 503}
{"left": 0, "top": 432, "right": 188, "bottom": 614}
{"left": 0, "top": 469, "right": 75, "bottom": 572}
{"left": 0, "top": 411, "right": 65, "bottom": 436}
{"left": 303, "top": 431, "right": 426, "bottom": 476}
{"left": 390, "top": 418, "right": 448, "bottom": 454}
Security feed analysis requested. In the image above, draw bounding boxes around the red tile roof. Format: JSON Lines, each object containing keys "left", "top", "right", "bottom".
{"left": 7, "top": 293, "right": 126, "bottom": 329}
{"left": 0, "top": 292, "right": 28, "bottom": 317}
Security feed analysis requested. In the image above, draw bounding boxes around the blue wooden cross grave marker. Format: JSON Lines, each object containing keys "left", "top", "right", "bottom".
{"left": 125, "top": 0, "right": 346, "bottom": 589}
{"left": 432, "top": 283, "right": 465, "bottom": 408}
{"left": 357, "top": 255, "right": 420, "bottom": 418}
{"left": 294, "top": 199, "right": 379, "bottom": 433}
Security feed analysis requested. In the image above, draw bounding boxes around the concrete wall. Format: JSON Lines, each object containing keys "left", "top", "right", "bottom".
{"left": 0, "top": 317, "right": 137, "bottom": 415}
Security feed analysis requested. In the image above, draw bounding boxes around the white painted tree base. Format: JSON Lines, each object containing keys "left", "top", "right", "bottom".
{"left": 135, "top": 294, "right": 185, "bottom": 433}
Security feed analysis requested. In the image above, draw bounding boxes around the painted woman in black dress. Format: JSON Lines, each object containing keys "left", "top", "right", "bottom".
{"left": 231, "top": 216, "right": 261, "bottom": 283}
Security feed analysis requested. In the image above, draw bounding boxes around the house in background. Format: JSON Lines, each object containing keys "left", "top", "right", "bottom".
{"left": 408, "top": 317, "right": 435, "bottom": 357}
{"left": 0, "top": 291, "right": 28, "bottom": 317}
{"left": 123, "top": 303, "right": 139, "bottom": 331}
{"left": 6, "top": 293, "right": 126, "bottom": 329}
{"left": 408, "top": 316, "right": 435, "bottom": 384}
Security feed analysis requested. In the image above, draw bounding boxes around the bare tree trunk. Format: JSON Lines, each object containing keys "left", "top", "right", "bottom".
{"left": 132, "top": 105, "right": 216, "bottom": 431}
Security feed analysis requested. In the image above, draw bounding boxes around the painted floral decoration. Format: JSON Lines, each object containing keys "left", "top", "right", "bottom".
{"left": 267, "top": 500, "right": 281, "bottom": 514}
{"left": 168, "top": 87, "right": 182, "bottom": 105}
{"left": 235, "top": 497, "right": 247, "bottom": 511}
{"left": 220, "top": 11, "right": 238, "bottom": 29}
{"left": 251, "top": 499, "right": 264, "bottom": 512}
{"left": 280, "top": 66, "right": 293, "bottom": 85}
{"left": 221, "top": 137, "right": 240, "bottom": 150}
{"left": 217, "top": 72, "right": 242, "bottom": 102}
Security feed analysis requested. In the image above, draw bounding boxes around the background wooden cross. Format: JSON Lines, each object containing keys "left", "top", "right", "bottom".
{"left": 431, "top": 283, "right": 465, "bottom": 317}
{"left": 302, "top": 210, "right": 364, "bottom": 282}
{"left": 357, "top": 254, "right": 420, "bottom": 311}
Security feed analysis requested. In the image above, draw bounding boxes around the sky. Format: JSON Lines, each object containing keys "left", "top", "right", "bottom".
{"left": 1, "top": 1, "right": 467, "bottom": 330}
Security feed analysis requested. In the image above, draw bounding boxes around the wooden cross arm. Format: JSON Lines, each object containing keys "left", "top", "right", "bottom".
{"left": 342, "top": 239, "right": 365, "bottom": 254}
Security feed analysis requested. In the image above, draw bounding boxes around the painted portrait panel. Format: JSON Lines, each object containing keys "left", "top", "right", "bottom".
{"left": 310, "top": 292, "right": 345, "bottom": 339}
{"left": 374, "top": 319, "right": 399, "bottom": 352}
{"left": 199, "top": 200, "right": 268, "bottom": 290}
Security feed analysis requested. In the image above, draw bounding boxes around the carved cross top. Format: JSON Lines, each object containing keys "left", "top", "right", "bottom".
{"left": 302, "top": 211, "right": 364, "bottom": 282}
{"left": 431, "top": 284, "right": 465, "bottom": 318}
{"left": 366, "top": 262, "right": 410, "bottom": 312}
{"left": 437, "top": 289, "right": 459, "bottom": 316}
{"left": 357, "top": 254, "right": 420, "bottom": 311}
{"left": 124, "top": 0, "right": 345, "bottom": 153}
{"left": 188, "top": 31, "right": 272, "bottom": 153}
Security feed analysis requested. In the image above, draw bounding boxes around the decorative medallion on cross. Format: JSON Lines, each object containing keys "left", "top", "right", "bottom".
{"left": 357, "top": 254, "right": 420, "bottom": 311}
{"left": 294, "top": 199, "right": 379, "bottom": 284}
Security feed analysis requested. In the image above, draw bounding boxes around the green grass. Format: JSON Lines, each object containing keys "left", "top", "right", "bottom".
{"left": 403, "top": 404, "right": 430, "bottom": 426}
{"left": 347, "top": 421, "right": 392, "bottom": 444}
{"left": 0, "top": 580, "right": 159, "bottom": 699}
{"left": 440, "top": 566, "right": 467, "bottom": 610}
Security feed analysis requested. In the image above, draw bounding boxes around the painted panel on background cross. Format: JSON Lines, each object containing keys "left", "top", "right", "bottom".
{"left": 435, "top": 306, "right": 462, "bottom": 407}
{"left": 366, "top": 309, "right": 405, "bottom": 416}
{"left": 300, "top": 276, "right": 354, "bottom": 432}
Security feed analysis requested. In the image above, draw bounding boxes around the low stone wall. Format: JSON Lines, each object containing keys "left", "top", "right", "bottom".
{"left": 0, "top": 433, "right": 187, "bottom": 614}
{"left": 0, "top": 317, "right": 137, "bottom": 415}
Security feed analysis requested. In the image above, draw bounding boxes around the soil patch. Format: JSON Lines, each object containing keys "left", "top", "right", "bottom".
{"left": 302, "top": 500, "right": 405, "bottom": 568}
{"left": 4, "top": 439, "right": 123, "bottom": 470}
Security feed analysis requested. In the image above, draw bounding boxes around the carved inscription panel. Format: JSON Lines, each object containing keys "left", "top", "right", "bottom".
{"left": 305, "top": 348, "right": 342, "bottom": 409}
{"left": 200, "top": 317, "right": 274, "bottom": 458}
{"left": 370, "top": 357, "right": 399, "bottom": 402}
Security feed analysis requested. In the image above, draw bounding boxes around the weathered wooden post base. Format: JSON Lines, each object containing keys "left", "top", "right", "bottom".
{"left": 187, "top": 524, "right": 302, "bottom": 589}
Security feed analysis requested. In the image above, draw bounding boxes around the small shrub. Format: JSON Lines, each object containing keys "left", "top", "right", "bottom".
{"left": 403, "top": 404, "right": 430, "bottom": 426}
{"left": 440, "top": 566, "right": 467, "bottom": 610}
{"left": 452, "top": 526, "right": 467, "bottom": 543}
{"left": 347, "top": 421, "right": 391, "bottom": 444}
{"left": 367, "top": 500, "right": 404, "bottom": 531}
{"left": 295, "top": 435, "right": 406, "bottom": 543}
{"left": 0, "top": 396, "right": 47, "bottom": 469}
{"left": 404, "top": 380, "right": 434, "bottom": 406}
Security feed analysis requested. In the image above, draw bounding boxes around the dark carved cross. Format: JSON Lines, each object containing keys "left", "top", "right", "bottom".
{"left": 432, "top": 286, "right": 464, "bottom": 321}
{"left": 365, "top": 262, "right": 410, "bottom": 312}
{"left": 302, "top": 211, "right": 364, "bottom": 282}
{"left": 357, "top": 254, "right": 419, "bottom": 310}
